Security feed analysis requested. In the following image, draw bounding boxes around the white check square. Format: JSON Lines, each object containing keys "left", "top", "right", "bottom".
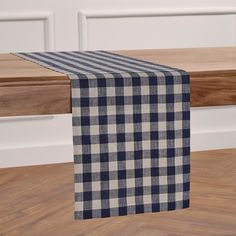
{"left": 143, "top": 194, "right": 152, "bottom": 204}
{"left": 109, "top": 198, "right": 119, "bottom": 208}
{"left": 92, "top": 162, "right": 100, "bottom": 172}
{"left": 92, "top": 181, "right": 101, "bottom": 191}
{"left": 175, "top": 192, "right": 183, "bottom": 201}
{"left": 126, "top": 196, "right": 136, "bottom": 206}
{"left": 109, "top": 161, "right": 118, "bottom": 171}
{"left": 106, "top": 87, "right": 116, "bottom": 97}
{"left": 159, "top": 158, "right": 167, "bottom": 167}
{"left": 126, "top": 178, "right": 135, "bottom": 188}
{"left": 91, "top": 144, "right": 100, "bottom": 154}
{"left": 109, "top": 179, "right": 119, "bottom": 189}
{"left": 92, "top": 200, "right": 102, "bottom": 210}
{"left": 159, "top": 193, "right": 168, "bottom": 203}
{"left": 124, "top": 86, "right": 133, "bottom": 96}
{"left": 159, "top": 175, "right": 168, "bottom": 185}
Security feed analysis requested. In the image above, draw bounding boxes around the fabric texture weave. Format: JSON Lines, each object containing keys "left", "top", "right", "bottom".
{"left": 15, "top": 50, "right": 190, "bottom": 220}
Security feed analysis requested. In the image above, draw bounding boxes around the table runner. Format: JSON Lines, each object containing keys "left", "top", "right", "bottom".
{"left": 15, "top": 51, "right": 190, "bottom": 220}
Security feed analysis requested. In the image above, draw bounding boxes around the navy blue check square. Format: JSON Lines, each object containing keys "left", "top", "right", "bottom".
{"left": 15, "top": 50, "right": 190, "bottom": 220}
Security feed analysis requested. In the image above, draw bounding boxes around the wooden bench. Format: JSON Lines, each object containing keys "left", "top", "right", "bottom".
{"left": 0, "top": 47, "right": 236, "bottom": 117}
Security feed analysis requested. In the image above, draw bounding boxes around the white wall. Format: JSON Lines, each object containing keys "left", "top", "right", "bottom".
{"left": 1, "top": 0, "right": 236, "bottom": 52}
{"left": 0, "top": 0, "right": 236, "bottom": 167}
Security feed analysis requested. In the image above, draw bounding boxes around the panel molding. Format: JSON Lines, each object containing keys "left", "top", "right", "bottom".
{"left": 0, "top": 12, "right": 55, "bottom": 51}
{"left": 78, "top": 7, "right": 236, "bottom": 50}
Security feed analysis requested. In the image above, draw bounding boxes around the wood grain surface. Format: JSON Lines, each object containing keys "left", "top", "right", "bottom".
{"left": 0, "top": 149, "right": 236, "bottom": 236}
{"left": 0, "top": 83, "right": 71, "bottom": 116}
{"left": 0, "top": 54, "right": 70, "bottom": 116}
{"left": 115, "top": 47, "right": 236, "bottom": 107}
{"left": 0, "top": 47, "right": 236, "bottom": 116}
{"left": 0, "top": 56, "right": 66, "bottom": 82}
{"left": 115, "top": 47, "right": 236, "bottom": 75}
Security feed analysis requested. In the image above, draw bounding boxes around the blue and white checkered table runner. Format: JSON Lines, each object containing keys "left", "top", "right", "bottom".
{"left": 15, "top": 50, "right": 190, "bottom": 219}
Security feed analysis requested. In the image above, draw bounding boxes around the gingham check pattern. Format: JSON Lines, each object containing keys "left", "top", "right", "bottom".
{"left": 15, "top": 51, "right": 190, "bottom": 220}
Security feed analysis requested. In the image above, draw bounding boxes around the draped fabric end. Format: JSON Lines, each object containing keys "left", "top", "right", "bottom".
{"left": 14, "top": 50, "right": 190, "bottom": 220}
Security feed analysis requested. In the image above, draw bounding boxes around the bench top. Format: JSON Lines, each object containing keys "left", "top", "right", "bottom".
{"left": 1, "top": 47, "right": 236, "bottom": 82}
{"left": 0, "top": 47, "right": 236, "bottom": 116}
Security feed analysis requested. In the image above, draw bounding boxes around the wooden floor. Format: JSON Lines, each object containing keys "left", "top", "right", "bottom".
{"left": 0, "top": 149, "right": 236, "bottom": 236}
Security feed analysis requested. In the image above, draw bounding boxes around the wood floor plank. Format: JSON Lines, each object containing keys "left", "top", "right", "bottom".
{"left": 0, "top": 149, "right": 235, "bottom": 236}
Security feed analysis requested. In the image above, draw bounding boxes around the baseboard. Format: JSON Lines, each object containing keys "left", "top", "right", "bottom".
{"left": 191, "top": 105, "right": 236, "bottom": 151}
{"left": 1, "top": 129, "right": 235, "bottom": 168}
{"left": 1, "top": 106, "right": 235, "bottom": 168}
{"left": 191, "top": 130, "right": 236, "bottom": 151}
{"left": 0, "top": 143, "right": 73, "bottom": 168}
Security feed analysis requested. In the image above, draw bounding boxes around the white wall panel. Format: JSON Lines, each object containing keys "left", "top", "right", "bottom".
{"left": 0, "top": 13, "right": 54, "bottom": 52}
{"left": 78, "top": 9, "right": 236, "bottom": 50}
{"left": 86, "top": 15, "right": 235, "bottom": 50}
{"left": 0, "top": 20, "right": 45, "bottom": 52}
